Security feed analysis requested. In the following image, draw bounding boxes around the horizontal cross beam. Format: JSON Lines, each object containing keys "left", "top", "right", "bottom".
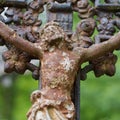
{"left": 0, "top": 0, "right": 27, "bottom": 7}
{"left": 96, "top": 4, "right": 120, "bottom": 12}
{"left": 95, "top": 0, "right": 120, "bottom": 12}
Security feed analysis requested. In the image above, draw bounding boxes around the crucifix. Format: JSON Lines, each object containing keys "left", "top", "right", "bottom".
{"left": 0, "top": 0, "right": 120, "bottom": 120}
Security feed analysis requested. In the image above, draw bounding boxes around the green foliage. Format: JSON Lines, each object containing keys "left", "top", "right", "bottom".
{"left": 81, "top": 52, "right": 120, "bottom": 120}
{"left": 0, "top": 73, "right": 38, "bottom": 120}
{"left": 73, "top": 12, "right": 80, "bottom": 30}
{"left": 12, "top": 74, "right": 38, "bottom": 120}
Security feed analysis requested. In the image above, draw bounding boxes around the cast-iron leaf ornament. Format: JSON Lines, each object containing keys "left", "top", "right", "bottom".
{"left": 0, "top": 0, "right": 120, "bottom": 120}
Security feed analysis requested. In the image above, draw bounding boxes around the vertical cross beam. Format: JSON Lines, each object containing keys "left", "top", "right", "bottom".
{"left": 46, "top": 2, "right": 73, "bottom": 35}
{"left": 73, "top": 70, "right": 80, "bottom": 120}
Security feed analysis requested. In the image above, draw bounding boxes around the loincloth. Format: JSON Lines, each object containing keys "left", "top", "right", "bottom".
{"left": 27, "top": 90, "right": 75, "bottom": 120}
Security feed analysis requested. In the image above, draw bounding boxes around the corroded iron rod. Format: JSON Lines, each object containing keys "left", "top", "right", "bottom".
{"left": 0, "top": 0, "right": 27, "bottom": 7}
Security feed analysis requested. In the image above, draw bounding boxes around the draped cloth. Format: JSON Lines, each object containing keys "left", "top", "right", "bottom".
{"left": 27, "top": 90, "right": 75, "bottom": 120}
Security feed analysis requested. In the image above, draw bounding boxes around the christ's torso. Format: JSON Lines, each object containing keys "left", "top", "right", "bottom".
{"left": 40, "top": 49, "right": 79, "bottom": 100}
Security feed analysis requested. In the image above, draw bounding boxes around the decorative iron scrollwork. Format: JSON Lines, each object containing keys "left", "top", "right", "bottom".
{"left": 0, "top": 0, "right": 44, "bottom": 80}
{"left": 0, "top": 0, "right": 120, "bottom": 120}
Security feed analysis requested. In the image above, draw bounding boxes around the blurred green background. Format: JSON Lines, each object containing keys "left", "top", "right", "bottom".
{"left": 81, "top": 51, "right": 120, "bottom": 120}
{"left": 0, "top": 74, "right": 38, "bottom": 120}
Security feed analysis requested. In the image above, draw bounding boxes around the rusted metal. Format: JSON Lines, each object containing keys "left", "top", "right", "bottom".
{"left": 95, "top": 0, "right": 120, "bottom": 11}
{"left": 0, "top": 0, "right": 27, "bottom": 7}
{"left": 47, "top": 1, "right": 73, "bottom": 35}
{"left": 0, "top": 0, "right": 120, "bottom": 120}
{"left": 26, "top": 22, "right": 80, "bottom": 119}
{"left": 72, "top": 70, "right": 80, "bottom": 120}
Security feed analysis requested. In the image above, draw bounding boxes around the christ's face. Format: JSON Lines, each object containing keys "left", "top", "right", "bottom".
{"left": 39, "top": 22, "right": 66, "bottom": 48}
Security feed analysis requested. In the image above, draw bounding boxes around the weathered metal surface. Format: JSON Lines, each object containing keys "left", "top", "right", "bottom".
{"left": 26, "top": 22, "right": 80, "bottom": 120}
{"left": 72, "top": 70, "right": 80, "bottom": 120}
{"left": 0, "top": 0, "right": 120, "bottom": 120}
{"left": 47, "top": 1, "right": 73, "bottom": 35}
{"left": 95, "top": 0, "right": 120, "bottom": 11}
{"left": 0, "top": 0, "right": 44, "bottom": 77}
{"left": 0, "top": 0, "right": 27, "bottom": 7}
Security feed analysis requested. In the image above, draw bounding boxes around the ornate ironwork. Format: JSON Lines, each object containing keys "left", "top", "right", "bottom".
{"left": 0, "top": 0, "right": 120, "bottom": 120}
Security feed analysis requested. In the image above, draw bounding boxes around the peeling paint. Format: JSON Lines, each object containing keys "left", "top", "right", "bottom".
{"left": 60, "top": 56, "right": 74, "bottom": 71}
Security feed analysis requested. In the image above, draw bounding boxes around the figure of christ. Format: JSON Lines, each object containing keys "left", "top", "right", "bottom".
{"left": 27, "top": 22, "right": 80, "bottom": 120}
{"left": 0, "top": 21, "right": 120, "bottom": 120}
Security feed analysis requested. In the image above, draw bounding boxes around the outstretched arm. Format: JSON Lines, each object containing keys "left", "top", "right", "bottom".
{"left": 80, "top": 32, "right": 120, "bottom": 63}
{"left": 0, "top": 21, "right": 43, "bottom": 59}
